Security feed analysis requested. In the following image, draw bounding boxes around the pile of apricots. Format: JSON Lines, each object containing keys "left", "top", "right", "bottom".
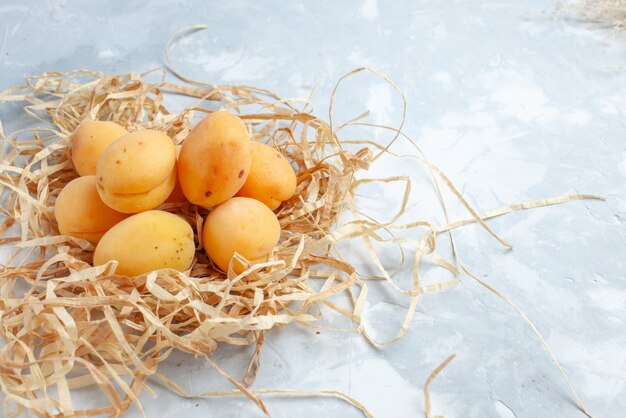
{"left": 55, "top": 112, "right": 297, "bottom": 276}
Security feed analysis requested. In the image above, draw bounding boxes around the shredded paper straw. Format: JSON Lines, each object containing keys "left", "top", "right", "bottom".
{"left": 0, "top": 25, "right": 605, "bottom": 418}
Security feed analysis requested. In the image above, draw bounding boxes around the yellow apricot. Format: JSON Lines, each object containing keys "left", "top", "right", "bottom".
{"left": 94, "top": 210, "right": 195, "bottom": 276}
{"left": 54, "top": 176, "right": 128, "bottom": 245}
{"left": 236, "top": 142, "right": 297, "bottom": 210}
{"left": 202, "top": 197, "right": 280, "bottom": 273}
{"left": 71, "top": 120, "right": 128, "bottom": 176}
{"left": 96, "top": 130, "right": 176, "bottom": 213}
{"left": 178, "top": 111, "right": 251, "bottom": 207}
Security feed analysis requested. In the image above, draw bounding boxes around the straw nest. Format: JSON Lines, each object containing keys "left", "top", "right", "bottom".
{"left": 0, "top": 34, "right": 602, "bottom": 417}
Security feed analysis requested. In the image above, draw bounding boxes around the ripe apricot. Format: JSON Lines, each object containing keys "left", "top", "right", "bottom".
{"left": 96, "top": 130, "right": 176, "bottom": 213}
{"left": 236, "top": 142, "right": 296, "bottom": 210}
{"left": 94, "top": 210, "right": 195, "bottom": 276}
{"left": 71, "top": 120, "right": 128, "bottom": 176}
{"left": 202, "top": 197, "right": 280, "bottom": 273}
{"left": 54, "top": 176, "right": 127, "bottom": 245}
{"left": 178, "top": 112, "right": 251, "bottom": 207}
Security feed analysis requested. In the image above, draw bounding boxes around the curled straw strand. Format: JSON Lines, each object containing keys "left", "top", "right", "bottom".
{"left": 461, "top": 265, "right": 594, "bottom": 418}
{"left": 424, "top": 354, "right": 456, "bottom": 418}
{"left": 0, "top": 26, "right": 603, "bottom": 417}
{"left": 156, "top": 371, "right": 374, "bottom": 418}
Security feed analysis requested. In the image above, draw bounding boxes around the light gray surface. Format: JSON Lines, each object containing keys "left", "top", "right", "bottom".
{"left": 1, "top": 0, "right": 625, "bottom": 417}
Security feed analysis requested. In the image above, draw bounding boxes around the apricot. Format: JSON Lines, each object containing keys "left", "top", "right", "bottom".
{"left": 202, "top": 197, "right": 280, "bottom": 273}
{"left": 54, "top": 176, "right": 127, "bottom": 245}
{"left": 93, "top": 210, "right": 195, "bottom": 276}
{"left": 71, "top": 120, "right": 128, "bottom": 176}
{"left": 178, "top": 111, "right": 251, "bottom": 207}
{"left": 236, "top": 142, "right": 297, "bottom": 210}
{"left": 96, "top": 130, "right": 176, "bottom": 213}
